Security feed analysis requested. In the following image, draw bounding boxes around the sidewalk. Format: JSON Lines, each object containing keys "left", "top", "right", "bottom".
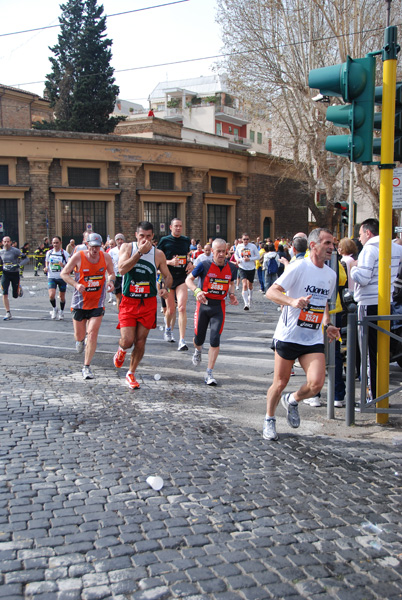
{"left": 0, "top": 274, "right": 402, "bottom": 599}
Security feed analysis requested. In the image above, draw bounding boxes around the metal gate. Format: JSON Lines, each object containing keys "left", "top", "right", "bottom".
{"left": 0, "top": 199, "right": 19, "bottom": 245}
{"left": 143, "top": 202, "right": 179, "bottom": 242}
{"left": 61, "top": 200, "right": 107, "bottom": 249}
{"left": 207, "top": 205, "right": 227, "bottom": 241}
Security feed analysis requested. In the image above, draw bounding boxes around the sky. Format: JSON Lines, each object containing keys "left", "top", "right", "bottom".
{"left": 0, "top": 0, "right": 224, "bottom": 108}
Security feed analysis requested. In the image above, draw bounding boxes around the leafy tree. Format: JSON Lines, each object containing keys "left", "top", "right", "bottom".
{"left": 216, "top": 0, "right": 402, "bottom": 227}
{"left": 40, "top": 0, "right": 120, "bottom": 134}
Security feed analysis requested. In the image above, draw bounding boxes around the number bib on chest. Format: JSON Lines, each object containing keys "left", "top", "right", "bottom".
{"left": 297, "top": 304, "right": 324, "bottom": 329}
{"left": 129, "top": 281, "right": 151, "bottom": 297}
{"left": 84, "top": 275, "right": 102, "bottom": 292}
{"left": 207, "top": 277, "right": 230, "bottom": 297}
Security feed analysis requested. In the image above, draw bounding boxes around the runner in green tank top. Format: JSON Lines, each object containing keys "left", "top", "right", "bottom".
{"left": 113, "top": 221, "right": 172, "bottom": 390}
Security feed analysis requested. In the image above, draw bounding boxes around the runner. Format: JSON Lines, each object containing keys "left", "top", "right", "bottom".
{"left": 61, "top": 233, "right": 115, "bottom": 380}
{"left": 0, "top": 236, "right": 25, "bottom": 321}
{"left": 113, "top": 221, "right": 172, "bottom": 389}
{"left": 108, "top": 233, "right": 125, "bottom": 308}
{"left": 235, "top": 233, "right": 260, "bottom": 310}
{"left": 263, "top": 228, "right": 339, "bottom": 441}
{"left": 44, "top": 236, "right": 70, "bottom": 320}
{"left": 157, "top": 218, "right": 192, "bottom": 350}
{"left": 186, "top": 238, "right": 238, "bottom": 386}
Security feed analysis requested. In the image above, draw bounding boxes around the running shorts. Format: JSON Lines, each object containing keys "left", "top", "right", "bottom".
{"left": 238, "top": 268, "right": 255, "bottom": 283}
{"left": 272, "top": 340, "right": 325, "bottom": 361}
{"left": 72, "top": 307, "right": 105, "bottom": 321}
{"left": 118, "top": 295, "right": 157, "bottom": 330}
{"left": 48, "top": 278, "right": 67, "bottom": 292}
{"left": 1, "top": 272, "right": 19, "bottom": 298}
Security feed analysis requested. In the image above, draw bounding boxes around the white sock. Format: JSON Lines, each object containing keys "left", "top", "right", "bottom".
{"left": 289, "top": 393, "right": 298, "bottom": 405}
{"left": 249, "top": 290, "right": 253, "bottom": 303}
{"left": 242, "top": 290, "right": 249, "bottom": 305}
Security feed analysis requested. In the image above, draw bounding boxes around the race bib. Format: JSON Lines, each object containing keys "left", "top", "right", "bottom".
{"left": 129, "top": 281, "right": 151, "bottom": 297}
{"left": 297, "top": 304, "right": 324, "bottom": 330}
{"left": 177, "top": 255, "right": 187, "bottom": 268}
{"left": 207, "top": 277, "right": 230, "bottom": 297}
{"left": 84, "top": 275, "right": 102, "bottom": 292}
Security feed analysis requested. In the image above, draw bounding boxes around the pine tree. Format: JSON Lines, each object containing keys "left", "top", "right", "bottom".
{"left": 41, "top": 0, "right": 120, "bottom": 133}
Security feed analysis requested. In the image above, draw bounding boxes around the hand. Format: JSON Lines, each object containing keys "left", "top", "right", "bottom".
{"left": 106, "top": 281, "right": 115, "bottom": 292}
{"left": 138, "top": 239, "right": 153, "bottom": 256}
{"left": 158, "top": 288, "right": 170, "bottom": 298}
{"left": 169, "top": 255, "right": 181, "bottom": 267}
{"left": 228, "top": 294, "right": 238, "bottom": 306}
{"left": 326, "top": 324, "right": 340, "bottom": 342}
{"left": 196, "top": 290, "right": 208, "bottom": 304}
{"left": 291, "top": 294, "right": 312, "bottom": 309}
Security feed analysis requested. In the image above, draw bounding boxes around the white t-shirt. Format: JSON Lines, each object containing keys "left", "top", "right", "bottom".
{"left": 235, "top": 242, "right": 260, "bottom": 271}
{"left": 273, "top": 257, "right": 336, "bottom": 346}
{"left": 108, "top": 246, "right": 121, "bottom": 276}
{"left": 45, "top": 249, "right": 70, "bottom": 280}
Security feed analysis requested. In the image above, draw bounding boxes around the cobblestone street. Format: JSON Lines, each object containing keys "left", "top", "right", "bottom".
{"left": 1, "top": 272, "right": 402, "bottom": 599}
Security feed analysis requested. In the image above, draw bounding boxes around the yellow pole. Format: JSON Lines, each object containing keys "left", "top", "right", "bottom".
{"left": 377, "top": 54, "right": 397, "bottom": 424}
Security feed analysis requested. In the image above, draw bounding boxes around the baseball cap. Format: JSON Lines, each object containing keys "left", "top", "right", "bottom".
{"left": 115, "top": 233, "right": 125, "bottom": 241}
{"left": 87, "top": 233, "right": 103, "bottom": 247}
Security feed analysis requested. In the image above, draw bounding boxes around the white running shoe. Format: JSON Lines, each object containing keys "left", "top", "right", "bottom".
{"left": 3, "top": 312, "right": 12, "bottom": 321}
{"left": 57, "top": 310, "right": 64, "bottom": 321}
{"left": 50, "top": 308, "right": 58, "bottom": 320}
{"left": 205, "top": 372, "right": 217, "bottom": 386}
{"left": 263, "top": 418, "right": 279, "bottom": 441}
{"left": 192, "top": 350, "right": 202, "bottom": 367}
{"left": 82, "top": 366, "right": 94, "bottom": 380}
{"left": 334, "top": 400, "right": 346, "bottom": 408}
{"left": 76, "top": 339, "right": 85, "bottom": 354}
{"left": 178, "top": 339, "right": 188, "bottom": 351}
{"left": 164, "top": 328, "right": 175, "bottom": 342}
{"left": 303, "top": 395, "right": 322, "bottom": 407}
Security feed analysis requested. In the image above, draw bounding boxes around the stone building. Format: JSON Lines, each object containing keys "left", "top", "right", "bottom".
{"left": 0, "top": 121, "right": 309, "bottom": 248}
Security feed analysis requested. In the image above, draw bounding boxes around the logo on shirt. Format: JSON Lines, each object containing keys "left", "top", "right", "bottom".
{"left": 305, "top": 285, "right": 330, "bottom": 296}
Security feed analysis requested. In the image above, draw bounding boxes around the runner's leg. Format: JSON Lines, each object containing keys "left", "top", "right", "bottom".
{"left": 129, "top": 322, "right": 150, "bottom": 373}
{"left": 266, "top": 352, "right": 294, "bottom": 417}
{"left": 83, "top": 315, "right": 103, "bottom": 366}
{"left": 294, "top": 352, "right": 326, "bottom": 401}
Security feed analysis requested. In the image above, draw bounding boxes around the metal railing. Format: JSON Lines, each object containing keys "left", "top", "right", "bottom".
{"left": 359, "top": 314, "right": 402, "bottom": 414}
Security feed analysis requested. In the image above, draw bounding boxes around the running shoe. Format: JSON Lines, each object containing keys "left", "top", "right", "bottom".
{"left": 17, "top": 285, "right": 23, "bottom": 297}
{"left": 303, "top": 395, "right": 322, "bottom": 407}
{"left": 263, "top": 418, "right": 279, "bottom": 441}
{"left": 290, "top": 369, "right": 295, "bottom": 376}
{"left": 205, "top": 372, "right": 217, "bottom": 386}
{"left": 334, "top": 400, "right": 346, "bottom": 408}
{"left": 76, "top": 339, "right": 85, "bottom": 354}
{"left": 243, "top": 305, "right": 249, "bottom": 311}
{"left": 82, "top": 366, "right": 94, "bottom": 380}
{"left": 178, "top": 340, "right": 188, "bottom": 351}
{"left": 126, "top": 373, "right": 140, "bottom": 389}
{"left": 57, "top": 310, "right": 64, "bottom": 321}
{"left": 164, "top": 327, "right": 175, "bottom": 342}
{"left": 192, "top": 350, "right": 202, "bottom": 367}
{"left": 113, "top": 348, "right": 126, "bottom": 368}
{"left": 3, "top": 312, "right": 11, "bottom": 321}
{"left": 50, "top": 308, "right": 58, "bottom": 320}
{"left": 281, "top": 393, "right": 300, "bottom": 428}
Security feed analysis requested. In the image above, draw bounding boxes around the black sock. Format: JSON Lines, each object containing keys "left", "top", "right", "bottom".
{"left": 50, "top": 299, "right": 56, "bottom": 308}
{"left": 60, "top": 301, "right": 65, "bottom": 311}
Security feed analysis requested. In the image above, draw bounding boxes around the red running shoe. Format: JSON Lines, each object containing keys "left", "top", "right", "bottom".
{"left": 126, "top": 373, "right": 140, "bottom": 389}
{"left": 113, "top": 348, "right": 126, "bottom": 368}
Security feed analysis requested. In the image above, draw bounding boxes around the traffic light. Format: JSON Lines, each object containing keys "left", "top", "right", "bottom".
{"left": 373, "top": 82, "right": 402, "bottom": 162}
{"left": 309, "top": 55, "right": 376, "bottom": 163}
{"left": 340, "top": 202, "right": 349, "bottom": 225}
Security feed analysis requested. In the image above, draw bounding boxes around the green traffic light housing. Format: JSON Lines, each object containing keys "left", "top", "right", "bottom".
{"left": 309, "top": 55, "right": 376, "bottom": 163}
{"left": 373, "top": 82, "right": 402, "bottom": 162}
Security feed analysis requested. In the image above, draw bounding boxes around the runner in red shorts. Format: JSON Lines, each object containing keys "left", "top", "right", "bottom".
{"left": 113, "top": 221, "right": 172, "bottom": 389}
